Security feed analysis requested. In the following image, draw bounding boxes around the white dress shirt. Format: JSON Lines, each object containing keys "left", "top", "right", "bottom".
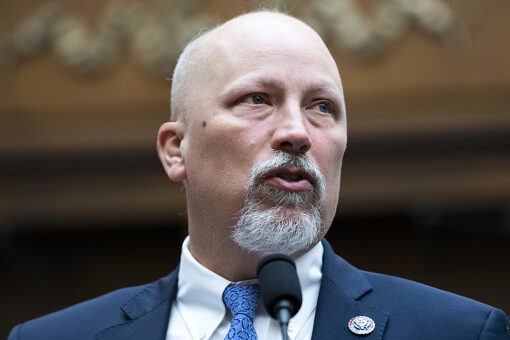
{"left": 166, "top": 236, "right": 323, "bottom": 340}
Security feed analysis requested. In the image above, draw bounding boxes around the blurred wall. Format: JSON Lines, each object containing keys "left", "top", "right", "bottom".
{"left": 1, "top": 0, "right": 509, "bottom": 337}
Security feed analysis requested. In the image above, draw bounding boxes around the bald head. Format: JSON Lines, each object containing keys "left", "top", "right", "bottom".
{"left": 170, "top": 11, "right": 342, "bottom": 123}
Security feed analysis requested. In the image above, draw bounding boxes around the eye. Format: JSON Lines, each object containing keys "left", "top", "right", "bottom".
{"left": 249, "top": 94, "right": 265, "bottom": 104}
{"left": 235, "top": 93, "right": 268, "bottom": 106}
{"left": 318, "top": 102, "right": 330, "bottom": 113}
{"left": 312, "top": 101, "right": 333, "bottom": 115}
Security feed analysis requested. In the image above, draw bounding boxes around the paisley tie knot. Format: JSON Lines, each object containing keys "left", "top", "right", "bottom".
{"left": 222, "top": 284, "right": 260, "bottom": 340}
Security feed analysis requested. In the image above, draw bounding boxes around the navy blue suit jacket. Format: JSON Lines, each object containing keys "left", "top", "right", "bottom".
{"left": 8, "top": 240, "right": 510, "bottom": 339}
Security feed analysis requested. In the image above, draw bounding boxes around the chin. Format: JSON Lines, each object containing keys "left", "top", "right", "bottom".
{"left": 231, "top": 199, "right": 324, "bottom": 256}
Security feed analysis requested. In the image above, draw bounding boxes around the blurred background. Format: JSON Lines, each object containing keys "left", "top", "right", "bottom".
{"left": 1, "top": 0, "right": 509, "bottom": 337}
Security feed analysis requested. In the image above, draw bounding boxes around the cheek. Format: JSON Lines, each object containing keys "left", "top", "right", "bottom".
{"left": 185, "top": 119, "right": 268, "bottom": 198}
{"left": 200, "top": 124, "right": 258, "bottom": 166}
{"left": 311, "top": 129, "right": 346, "bottom": 211}
{"left": 312, "top": 129, "right": 347, "bottom": 180}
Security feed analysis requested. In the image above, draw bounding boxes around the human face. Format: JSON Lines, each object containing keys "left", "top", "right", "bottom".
{"left": 181, "top": 15, "right": 347, "bottom": 237}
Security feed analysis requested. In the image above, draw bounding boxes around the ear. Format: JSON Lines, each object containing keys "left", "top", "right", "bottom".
{"left": 157, "top": 121, "right": 186, "bottom": 182}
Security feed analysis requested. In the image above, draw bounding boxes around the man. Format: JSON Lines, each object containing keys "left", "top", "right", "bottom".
{"left": 8, "top": 11, "right": 510, "bottom": 340}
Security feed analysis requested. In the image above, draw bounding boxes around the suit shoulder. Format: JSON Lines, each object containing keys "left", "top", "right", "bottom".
{"left": 8, "top": 283, "right": 149, "bottom": 340}
{"left": 363, "top": 270, "right": 496, "bottom": 312}
{"left": 320, "top": 241, "right": 509, "bottom": 338}
{"left": 361, "top": 271, "right": 510, "bottom": 339}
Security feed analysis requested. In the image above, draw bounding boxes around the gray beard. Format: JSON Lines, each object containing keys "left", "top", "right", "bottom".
{"left": 231, "top": 151, "right": 326, "bottom": 256}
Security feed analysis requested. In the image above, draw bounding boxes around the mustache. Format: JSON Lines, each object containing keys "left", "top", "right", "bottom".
{"left": 250, "top": 151, "right": 325, "bottom": 193}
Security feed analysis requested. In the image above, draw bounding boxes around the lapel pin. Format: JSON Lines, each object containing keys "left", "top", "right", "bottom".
{"left": 348, "top": 316, "right": 375, "bottom": 335}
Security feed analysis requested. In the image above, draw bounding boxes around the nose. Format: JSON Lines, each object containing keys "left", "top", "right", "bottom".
{"left": 270, "top": 104, "right": 312, "bottom": 153}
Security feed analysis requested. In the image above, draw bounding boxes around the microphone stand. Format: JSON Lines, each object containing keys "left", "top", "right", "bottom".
{"left": 275, "top": 300, "right": 293, "bottom": 340}
{"left": 281, "top": 322, "right": 289, "bottom": 340}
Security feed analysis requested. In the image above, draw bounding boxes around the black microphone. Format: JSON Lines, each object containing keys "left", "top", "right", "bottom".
{"left": 256, "top": 254, "right": 302, "bottom": 340}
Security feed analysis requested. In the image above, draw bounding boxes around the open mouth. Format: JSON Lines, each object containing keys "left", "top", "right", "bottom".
{"left": 276, "top": 172, "right": 305, "bottom": 182}
{"left": 264, "top": 167, "right": 314, "bottom": 191}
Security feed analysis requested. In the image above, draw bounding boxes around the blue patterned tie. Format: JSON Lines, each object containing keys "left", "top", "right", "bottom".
{"left": 222, "top": 284, "right": 260, "bottom": 340}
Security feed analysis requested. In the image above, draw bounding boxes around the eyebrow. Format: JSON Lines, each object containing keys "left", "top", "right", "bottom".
{"left": 221, "top": 77, "right": 286, "bottom": 96}
{"left": 222, "top": 75, "right": 343, "bottom": 100}
{"left": 307, "top": 83, "right": 343, "bottom": 99}
{"left": 220, "top": 76, "right": 346, "bottom": 118}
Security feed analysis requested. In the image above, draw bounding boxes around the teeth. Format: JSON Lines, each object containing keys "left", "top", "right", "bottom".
{"left": 277, "top": 173, "right": 303, "bottom": 181}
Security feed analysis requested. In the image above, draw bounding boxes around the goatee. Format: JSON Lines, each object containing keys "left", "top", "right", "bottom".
{"left": 231, "top": 151, "right": 326, "bottom": 256}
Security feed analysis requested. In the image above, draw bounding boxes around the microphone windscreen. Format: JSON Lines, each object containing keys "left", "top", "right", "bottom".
{"left": 256, "top": 253, "right": 302, "bottom": 319}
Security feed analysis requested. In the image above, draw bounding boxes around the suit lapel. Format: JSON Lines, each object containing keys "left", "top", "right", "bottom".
{"left": 94, "top": 268, "right": 179, "bottom": 340}
{"left": 93, "top": 242, "right": 389, "bottom": 340}
{"left": 312, "top": 241, "right": 389, "bottom": 340}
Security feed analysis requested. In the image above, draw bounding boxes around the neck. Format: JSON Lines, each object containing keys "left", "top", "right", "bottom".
{"left": 188, "top": 232, "right": 262, "bottom": 281}
{"left": 186, "top": 229, "right": 316, "bottom": 282}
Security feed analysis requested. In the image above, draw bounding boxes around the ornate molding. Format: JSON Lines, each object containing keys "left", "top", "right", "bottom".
{"left": 302, "top": 0, "right": 470, "bottom": 59}
{"left": 0, "top": 0, "right": 211, "bottom": 75}
{"left": 0, "top": 0, "right": 471, "bottom": 75}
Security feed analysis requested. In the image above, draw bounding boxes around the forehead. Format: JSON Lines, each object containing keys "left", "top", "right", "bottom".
{"left": 198, "top": 16, "right": 341, "bottom": 91}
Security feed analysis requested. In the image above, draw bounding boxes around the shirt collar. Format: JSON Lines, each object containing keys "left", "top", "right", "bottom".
{"left": 175, "top": 237, "right": 230, "bottom": 340}
{"left": 176, "top": 236, "right": 323, "bottom": 339}
{"left": 289, "top": 240, "right": 323, "bottom": 336}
